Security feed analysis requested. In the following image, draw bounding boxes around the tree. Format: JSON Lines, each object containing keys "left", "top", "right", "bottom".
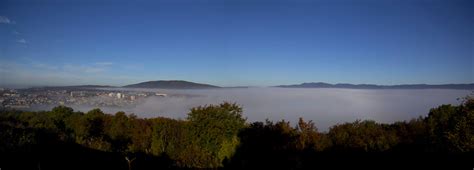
{"left": 151, "top": 118, "right": 186, "bottom": 156}
{"left": 128, "top": 115, "right": 153, "bottom": 153}
{"left": 49, "top": 106, "right": 75, "bottom": 140}
{"left": 390, "top": 117, "right": 427, "bottom": 152}
{"left": 328, "top": 120, "right": 398, "bottom": 152}
{"left": 296, "top": 118, "right": 325, "bottom": 151}
{"left": 84, "top": 109, "right": 106, "bottom": 138}
{"left": 106, "top": 111, "right": 131, "bottom": 152}
{"left": 74, "top": 108, "right": 110, "bottom": 151}
{"left": 186, "top": 102, "right": 246, "bottom": 168}
{"left": 426, "top": 97, "right": 474, "bottom": 152}
{"left": 446, "top": 97, "right": 474, "bottom": 152}
{"left": 1, "top": 98, "right": 473, "bottom": 169}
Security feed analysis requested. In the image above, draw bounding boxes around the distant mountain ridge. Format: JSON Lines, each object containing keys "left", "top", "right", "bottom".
{"left": 123, "top": 80, "right": 220, "bottom": 89}
{"left": 276, "top": 82, "right": 474, "bottom": 90}
{"left": 17, "top": 82, "right": 474, "bottom": 90}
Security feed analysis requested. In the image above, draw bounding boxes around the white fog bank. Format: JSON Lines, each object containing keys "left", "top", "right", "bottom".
{"left": 41, "top": 88, "right": 473, "bottom": 131}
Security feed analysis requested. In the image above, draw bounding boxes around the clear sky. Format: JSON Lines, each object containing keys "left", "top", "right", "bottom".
{"left": 0, "top": 0, "right": 472, "bottom": 87}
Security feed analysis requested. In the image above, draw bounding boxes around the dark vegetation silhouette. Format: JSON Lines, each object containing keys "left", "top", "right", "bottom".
{"left": 0, "top": 97, "right": 473, "bottom": 169}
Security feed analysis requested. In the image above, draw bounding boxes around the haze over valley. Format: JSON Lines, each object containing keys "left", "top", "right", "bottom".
{"left": 82, "top": 88, "right": 472, "bottom": 131}
{"left": 5, "top": 80, "right": 471, "bottom": 131}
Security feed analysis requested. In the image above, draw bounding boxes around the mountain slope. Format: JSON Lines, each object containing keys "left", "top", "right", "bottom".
{"left": 123, "top": 80, "right": 220, "bottom": 89}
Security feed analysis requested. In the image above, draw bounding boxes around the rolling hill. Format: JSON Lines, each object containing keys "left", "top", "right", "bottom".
{"left": 123, "top": 80, "right": 220, "bottom": 89}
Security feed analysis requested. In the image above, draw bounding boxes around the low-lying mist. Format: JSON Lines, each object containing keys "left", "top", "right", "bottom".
{"left": 31, "top": 88, "right": 471, "bottom": 131}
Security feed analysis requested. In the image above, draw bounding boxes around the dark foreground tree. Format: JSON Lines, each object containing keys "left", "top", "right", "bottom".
{"left": 0, "top": 98, "right": 473, "bottom": 169}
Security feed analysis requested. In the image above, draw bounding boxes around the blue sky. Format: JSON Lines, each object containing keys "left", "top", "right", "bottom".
{"left": 0, "top": 0, "right": 472, "bottom": 87}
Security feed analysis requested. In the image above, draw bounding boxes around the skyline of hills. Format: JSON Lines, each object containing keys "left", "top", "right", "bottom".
{"left": 276, "top": 82, "right": 474, "bottom": 90}
{"left": 10, "top": 80, "right": 474, "bottom": 90}
{"left": 123, "top": 80, "right": 221, "bottom": 89}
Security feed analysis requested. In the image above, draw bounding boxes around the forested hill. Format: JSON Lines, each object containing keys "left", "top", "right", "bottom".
{"left": 0, "top": 98, "right": 473, "bottom": 169}
{"left": 123, "top": 80, "right": 220, "bottom": 89}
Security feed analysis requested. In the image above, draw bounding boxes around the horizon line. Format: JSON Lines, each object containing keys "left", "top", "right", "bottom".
{"left": 3, "top": 80, "right": 474, "bottom": 89}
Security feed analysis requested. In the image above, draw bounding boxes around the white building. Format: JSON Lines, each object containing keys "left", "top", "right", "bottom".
{"left": 117, "top": 93, "right": 124, "bottom": 99}
{"left": 155, "top": 93, "right": 167, "bottom": 97}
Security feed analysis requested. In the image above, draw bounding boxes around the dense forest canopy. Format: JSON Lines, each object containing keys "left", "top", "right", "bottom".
{"left": 0, "top": 97, "right": 473, "bottom": 169}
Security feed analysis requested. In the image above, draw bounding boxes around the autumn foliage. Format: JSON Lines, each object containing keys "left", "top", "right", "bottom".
{"left": 1, "top": 98, "right": 473, "bottom": 169}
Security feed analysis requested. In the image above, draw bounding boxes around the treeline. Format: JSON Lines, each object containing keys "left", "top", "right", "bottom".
{"left": 0, "top": 98, "right": 473, "bottom": 169}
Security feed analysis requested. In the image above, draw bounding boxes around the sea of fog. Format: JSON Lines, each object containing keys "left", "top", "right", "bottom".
{"left": 32, "top": 88, "right": 472, "bottom": 131}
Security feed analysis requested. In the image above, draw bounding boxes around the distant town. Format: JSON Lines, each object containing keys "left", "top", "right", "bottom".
{"left": 0, "top": 87, "right": 168, "bottom": 109}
